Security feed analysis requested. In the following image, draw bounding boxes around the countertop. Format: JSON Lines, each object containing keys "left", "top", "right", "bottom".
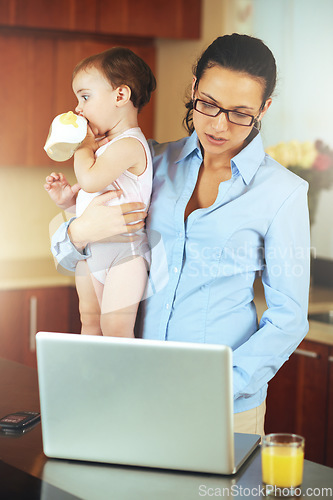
{"left": 306, "top": 286, "right": 333, "bottom": 346}
{"left": 0, "top": 357, "right": 332, "bottom": 499}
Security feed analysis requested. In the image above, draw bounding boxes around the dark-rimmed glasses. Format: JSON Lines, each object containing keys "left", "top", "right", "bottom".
{"left": 193, "top": 98, "right": 258, "bottom": 127}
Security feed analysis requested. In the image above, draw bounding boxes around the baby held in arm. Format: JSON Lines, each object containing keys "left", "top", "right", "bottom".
{"left": 44, "top": 47, "right": 156, "bottom": 338}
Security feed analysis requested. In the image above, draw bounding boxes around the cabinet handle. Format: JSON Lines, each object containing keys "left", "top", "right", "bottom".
{"left": 29, "top": 296, "right": 38, "bottom": 352}
{"left": 295, "top": 348, "right": 320, "bottom": 359}
{"left": 329, "top": 356, "right": 333, "bottom": 363}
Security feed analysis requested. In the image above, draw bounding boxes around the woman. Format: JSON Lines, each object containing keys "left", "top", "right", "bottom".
{"left": 51, "top": 34, "right": 310, "bottom": 435}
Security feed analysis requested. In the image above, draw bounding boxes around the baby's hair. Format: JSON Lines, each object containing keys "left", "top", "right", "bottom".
{"left": 73, "top": 47, "right": 156, "bottom": 112}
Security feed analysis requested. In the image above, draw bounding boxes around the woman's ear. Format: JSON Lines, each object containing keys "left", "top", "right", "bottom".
{"left": 257, "top": 98, "right": 272, "bottom": 122}
{"left": 191, "top": 77, "right": 197, "bottom": 100}
{"left": 115, "top": 85, "right": 131, "bottom": 106}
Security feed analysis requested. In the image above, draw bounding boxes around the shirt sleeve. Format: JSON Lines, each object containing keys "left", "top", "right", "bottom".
{"left": 51, "top": 217, "right": 91, "bottom": 273}
{"left": 232, "top": 181, "right": 310, "bottom": 402}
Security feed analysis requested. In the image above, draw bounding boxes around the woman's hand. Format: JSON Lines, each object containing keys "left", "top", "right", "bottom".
{"left": 68, "top": 190, "right": 147, "bottom": 251}
{"left": 44, "top": 172, "right": 80, "bottom": 210}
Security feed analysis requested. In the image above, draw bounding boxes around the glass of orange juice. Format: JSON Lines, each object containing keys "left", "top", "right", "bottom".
{"left": 261, "top": 433, "right": 305, "bottom": 497}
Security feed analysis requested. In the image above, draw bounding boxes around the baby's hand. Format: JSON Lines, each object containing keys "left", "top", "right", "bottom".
{"left": 44, "top": 172, "right": 80, "bottom": 210}
{"left": 76, "top": 124, "right": 100, "bottom": 154}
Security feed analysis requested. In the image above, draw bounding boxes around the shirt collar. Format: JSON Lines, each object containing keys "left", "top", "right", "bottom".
{"left": 175, "top": 131, "right": 202, "bottom": 163}
{"left": 231, "top": 129, "right": 265, "bottom": 185}
{"left": 175, "top": 129, "right": 265, "bottom": 185}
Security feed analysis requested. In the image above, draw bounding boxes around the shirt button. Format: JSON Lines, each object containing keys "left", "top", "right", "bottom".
{"left": 165, "top": 303, "right": 170, "bottom": 310}
{"left": 173, "top": 267, "right": 178, "bottom": 273}
{"left": 178, "top": 232, "right": 183, "bottom": 238}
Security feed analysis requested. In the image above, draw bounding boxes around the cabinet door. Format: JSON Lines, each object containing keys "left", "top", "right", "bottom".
{"left": 3, "top": 0, "right": 97, "bottom": 32}
{"left": 326, "top": 347, "right": 333, "bottom": 467}
{"left": 0, "top": 286, "right": 80, "bottom": 369}
{"left": 0, "top": 0, "right": 14, "bottom": 24}
{"left": 0, "top": 32, "right": 55, "bottom": 166}
{"left": 23, "top": 287, "right": 80, "bottom": 368}
{"left": 97, "top": 0, "right": 201, "bottom": 39}
{"left": 68, "top": 285, "right": 81, "bottom": 334}
{"left": 265, "top": 340, "right": 329, "bottom": 464}
{"left": 0, "top": 290, "right": 25, "bottom": 364}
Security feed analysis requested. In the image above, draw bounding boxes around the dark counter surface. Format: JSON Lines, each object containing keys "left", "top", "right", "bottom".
{"left": 0, "top": 358, "right": 332, "bottom": 499}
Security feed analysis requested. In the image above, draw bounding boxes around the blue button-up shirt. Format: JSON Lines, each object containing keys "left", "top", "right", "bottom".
{"left": 51, "top": 130, "right": 310, "bottom": 413}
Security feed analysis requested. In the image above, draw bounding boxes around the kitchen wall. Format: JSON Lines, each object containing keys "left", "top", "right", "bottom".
{"left": 251, "top": 0, "right": 333, "bottom": 260}
{"left": 0, "top": 0, "right": 332, "bottom": 264}
{"left": 0, "top": 167, "right": 77, "bottom": 261}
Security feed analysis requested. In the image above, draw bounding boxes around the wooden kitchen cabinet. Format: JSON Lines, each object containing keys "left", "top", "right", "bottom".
{"left": 0, "top": 286, "right": 80, "bottom": 369}
{"left": 97, "top": 0, "right": 201, "bottom": 39}
{"left": 265, "top": 339, "right": 332, "bottom": 465}
{"left": 0, "top": 290, "right": 25, "bottom": 365}
{"left": 0, "top": 0, "right": 201, "bottom": 39}
{"left": 0, "top": 29, "right": 155, "bottom": 166}
{"left": 4, "top": 0, "right": 97, "bottom": 32}
{"left": 1, "top": 32, "right": 56, "bottom": 166}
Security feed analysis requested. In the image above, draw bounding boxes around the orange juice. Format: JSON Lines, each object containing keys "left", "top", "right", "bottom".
{"left": 262, "top": 445, "right": 304, "bottom": 487}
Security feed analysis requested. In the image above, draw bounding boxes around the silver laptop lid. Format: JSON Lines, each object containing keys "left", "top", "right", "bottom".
{"left": 37, "top": 332, "right": 236, "bottom": 474}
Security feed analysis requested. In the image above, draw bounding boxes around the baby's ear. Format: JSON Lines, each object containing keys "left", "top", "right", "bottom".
{"left": 115, "top": 85, "right": 131, "bottom": 106}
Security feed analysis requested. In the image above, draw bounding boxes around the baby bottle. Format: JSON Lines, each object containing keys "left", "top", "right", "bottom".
{"left": 44, "top": 111, "right": 87, "bottom": 162}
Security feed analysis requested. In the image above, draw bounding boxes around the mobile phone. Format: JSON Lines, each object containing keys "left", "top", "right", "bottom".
{"left": 0, "top": 411, "right": 40, "bottom": 431}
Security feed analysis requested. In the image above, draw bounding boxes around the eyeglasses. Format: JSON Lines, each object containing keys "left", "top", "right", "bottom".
{"left": 193, "top": 98, "right": 258, "bottom": 127}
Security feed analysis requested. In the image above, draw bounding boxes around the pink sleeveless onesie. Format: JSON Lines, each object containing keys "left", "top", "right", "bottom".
{"left": 75, "top": 127, "right": 152, "bottom": 284}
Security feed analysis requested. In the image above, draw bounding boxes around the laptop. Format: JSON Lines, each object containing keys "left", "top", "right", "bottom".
{"left": 36, "top": 332, "right": 260, "bottom": 475}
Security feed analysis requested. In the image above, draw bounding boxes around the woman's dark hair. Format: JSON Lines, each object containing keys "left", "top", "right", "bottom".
{"left": 184, "top": 33, "right": 277, "bottom": 134}
{"left": 73, "top": 47, "right": 156, "bottom": 112}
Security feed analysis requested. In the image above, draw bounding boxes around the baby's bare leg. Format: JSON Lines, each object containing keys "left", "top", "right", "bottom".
{"left": 100, "top": 257, "right": 148, "bottom": 337}
{"left": 75, "top": 260, "right": 102, "bottom": 335}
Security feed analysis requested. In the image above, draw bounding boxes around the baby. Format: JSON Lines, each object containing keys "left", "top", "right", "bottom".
{"left": 45, "top": 47, "right": 156, "bottom": 337}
